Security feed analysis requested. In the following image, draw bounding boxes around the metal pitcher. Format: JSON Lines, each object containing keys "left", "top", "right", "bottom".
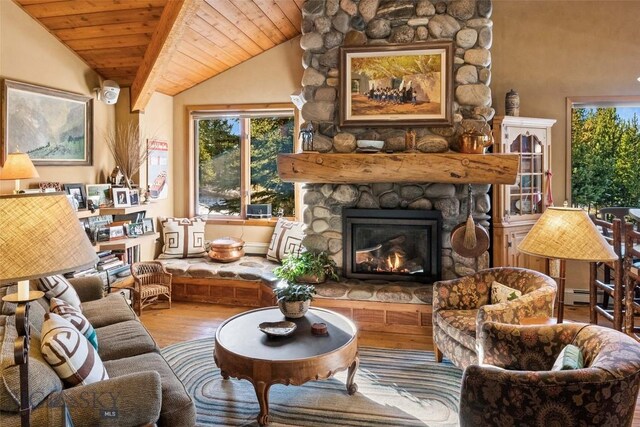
{"left": 459, "top": 120, "right": 494, "bottom": 154}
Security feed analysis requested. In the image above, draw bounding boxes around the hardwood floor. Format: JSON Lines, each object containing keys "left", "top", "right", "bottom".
{"left": 139, "top": 302, "right": 640, "bottom": 425}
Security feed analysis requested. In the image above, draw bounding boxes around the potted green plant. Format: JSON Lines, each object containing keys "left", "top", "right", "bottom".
{"left": 273, "top": 282, "right": 317, "bottom": 318}
{"left": 273, "top": 251, "right": 339, "bottom": 285}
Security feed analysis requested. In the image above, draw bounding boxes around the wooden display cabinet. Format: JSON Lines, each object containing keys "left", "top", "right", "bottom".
{"left": 492, "top": 116, "right": 556, "bottom": 273}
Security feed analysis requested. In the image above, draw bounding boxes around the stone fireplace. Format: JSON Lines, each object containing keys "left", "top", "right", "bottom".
{"left": 296, "top": 0, "right": 495, "bottom": 281}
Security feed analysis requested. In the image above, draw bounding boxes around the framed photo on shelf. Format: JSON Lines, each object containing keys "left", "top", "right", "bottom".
{"left": 129, "top": 188, "right": 140, "bottom": 206}
{"left": 112, "top": 188, "right": 130, "bottom": 208}
{"left": 2, "top": 79, "right": 93, "bottom": 166}
{"left": 339, "top": 41, "right": 453, "bottom": 127}
{"left": 86, "top": 184, "right": 112, "bottom": 207}
{"left": 108, "top": 225, "right": 126, "bottom": 240}
{"left": 127, "top": 222, "right": 144, "bottom": 237}
{"left": 142, "top": 217, "right": 155, "bottom": 235}
{"left": 63, "top": 183, "right": 87, "bottom": 210}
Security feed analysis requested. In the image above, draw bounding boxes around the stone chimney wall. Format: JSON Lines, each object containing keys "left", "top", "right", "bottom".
{"left": 297, "top": 0, "right": 494, "bottom": 280}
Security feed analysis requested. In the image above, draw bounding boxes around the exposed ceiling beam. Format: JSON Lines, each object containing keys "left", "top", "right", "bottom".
{"left": 130, "top": 0, "right": 198, "bottom": 112}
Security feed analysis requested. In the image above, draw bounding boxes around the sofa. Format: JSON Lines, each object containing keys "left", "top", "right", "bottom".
{"left": 0, "top": 277, "right": 196, "bottom": 426}
{"left": 460, "top": 321, "right": 640, "bottom": 426}
{"left": 433, "top": 267, "right": 557, "bottom": 369}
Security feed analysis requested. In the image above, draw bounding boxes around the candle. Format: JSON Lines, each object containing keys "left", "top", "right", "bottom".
{"left": 17, "top": 280, "right": 30, "bottom": 300}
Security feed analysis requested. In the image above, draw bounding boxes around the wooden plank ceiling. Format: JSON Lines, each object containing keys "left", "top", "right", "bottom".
{"left": 15, "top": 0, "right": 303, "bottom": 110}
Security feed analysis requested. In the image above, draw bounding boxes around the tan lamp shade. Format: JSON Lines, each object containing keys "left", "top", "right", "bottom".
{"left": 0, "top": 152, "right": 39, "bottom": 180}
{"left": 518, "top": 206, "right": 618, "bottom": 262}
{"left": 0, "top": 193, "right": 98, "bottom": 284}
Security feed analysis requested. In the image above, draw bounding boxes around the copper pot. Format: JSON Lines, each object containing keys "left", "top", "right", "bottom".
{"left": 459, "top": 120, "right": 494, "bottom": 154}
{"left": 208, "top": 237, "right": 245, "bottom": 262}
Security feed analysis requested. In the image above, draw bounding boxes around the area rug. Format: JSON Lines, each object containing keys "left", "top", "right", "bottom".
{"left": 161, "top": 338, "right": 462, "bottom": 427}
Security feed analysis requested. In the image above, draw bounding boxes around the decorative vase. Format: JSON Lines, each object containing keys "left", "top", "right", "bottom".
{"left": 278, "top": 300, "right": 310, "bottom": 318}
{"left": 505, "top": 89, "right": 520, "bottom": 116}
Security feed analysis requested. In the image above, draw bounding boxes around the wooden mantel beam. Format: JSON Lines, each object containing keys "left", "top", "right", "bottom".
{"left": 277, "top": 153, "right": 520, "bottom": 185}
{"left": 130, "top": 0, "right": 198, "bottom": 112}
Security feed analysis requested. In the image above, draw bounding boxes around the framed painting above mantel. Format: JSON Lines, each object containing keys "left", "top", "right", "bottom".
{"left": 1, "top": 79, "right": 93, "bottom": 166}
{"left": 339, "top": 42, "right": 453, "bottom": 127}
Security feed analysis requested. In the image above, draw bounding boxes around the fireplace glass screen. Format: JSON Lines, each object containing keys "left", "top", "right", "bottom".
{"left": 343, "top": 209, "right": 442, "bottom": 283}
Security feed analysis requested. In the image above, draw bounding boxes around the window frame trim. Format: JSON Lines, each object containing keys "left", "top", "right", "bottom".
{"left": 186, "top": 102, "right": 300, "bottom": 221}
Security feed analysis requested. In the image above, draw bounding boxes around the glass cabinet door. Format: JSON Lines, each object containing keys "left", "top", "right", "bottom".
{"left": 507, "top": 132, "right": 544, "bottom": 217}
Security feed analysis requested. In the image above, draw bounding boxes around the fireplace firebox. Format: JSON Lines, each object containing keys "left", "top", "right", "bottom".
{"left": 343, "top": 209, "right": 442, "bottom": 283}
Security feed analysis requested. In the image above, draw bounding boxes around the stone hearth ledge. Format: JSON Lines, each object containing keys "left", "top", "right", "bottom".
{"left": 156, "top": 256, "right": 432, "bottom": 305}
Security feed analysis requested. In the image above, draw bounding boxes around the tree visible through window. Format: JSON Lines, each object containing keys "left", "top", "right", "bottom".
{"left": 571, "top": 106, "right": 640, "bottom": 209}
{"left": 195, "top": 111, "right": 295, "bottom": 217}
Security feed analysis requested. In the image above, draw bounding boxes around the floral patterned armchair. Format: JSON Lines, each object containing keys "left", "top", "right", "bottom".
{"left": 460, "top": 321, "right": 640, "bottom": 426}
{"left": 433, "top": 267, "right": 557, "bottom": 369}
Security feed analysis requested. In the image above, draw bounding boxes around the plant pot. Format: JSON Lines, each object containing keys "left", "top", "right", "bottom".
{"left": 295, "top": 271, "right": 326, "bottom": 284}
{"left": 278, "top": 300, "right": 311, "bottom": 319}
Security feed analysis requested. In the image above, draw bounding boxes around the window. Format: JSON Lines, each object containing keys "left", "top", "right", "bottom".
{"left": 192, "top": 107, "right": 296, "bottom": 218}
{"left": 568, "top": 97, "right": 640, "bottom": 209}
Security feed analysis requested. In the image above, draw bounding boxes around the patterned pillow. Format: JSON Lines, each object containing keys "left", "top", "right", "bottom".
{"left": 267, "top": 218, "right": 305, "bottom": 262}
{"left": 37, "top": 275, "right": 82, "bottom": 310}
{"left": 158, "top": 217, "right": 207, "bottom": 259}
{"left": 40, "top": 313, "right": 109, "bottom": 387}
{"left": 490, "top": 281, "right": 522, "bottom": 304}
{"left": 50, "top": 297, "right": 98, "bottom": 350}
{"left": 552, "top": 344, "right": 584, "bottom": 371}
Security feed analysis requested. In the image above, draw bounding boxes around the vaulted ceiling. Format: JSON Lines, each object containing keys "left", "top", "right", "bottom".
{"left": 15, "top": 0, "right": 303, "bottom": 111}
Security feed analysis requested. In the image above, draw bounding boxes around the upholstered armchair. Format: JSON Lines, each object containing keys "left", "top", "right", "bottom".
{"left": 432, "top": 267, "right": 556, "bottom": 369}
{"left": 460, "top": 322, "right": 640, "bottom": 427}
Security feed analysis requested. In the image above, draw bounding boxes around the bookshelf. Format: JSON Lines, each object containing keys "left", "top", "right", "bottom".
{"left": 74, "top": 205, "right": 157, "bottom": 294}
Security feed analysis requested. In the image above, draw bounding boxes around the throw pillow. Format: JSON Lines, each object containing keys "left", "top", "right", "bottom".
{"left": 37, "top": 275, "right": 82, "bottom": 310}
{"left": 552, "top": 344, "right": 584, "bottom": 371}
{"left": 490, "top": 281, "right": 523, "bottom": 304}
{"left": 267, "top": 218, "right": 305, "bottom": 262}
{"left": 50, "top": 297, "right": 98, "bottom": 350}
{"left": 40, "top": 313, "right": 109, "bottom": 387}
{"left": 158, "top": 217, "right": 207, "bottom": 259}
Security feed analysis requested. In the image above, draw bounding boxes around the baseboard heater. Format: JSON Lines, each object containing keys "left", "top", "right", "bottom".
{"left": 244, "top": 242, "right": 269, "bottom": 255}
{"left": 565, "top": 288, "right": 603, "bottom": 305}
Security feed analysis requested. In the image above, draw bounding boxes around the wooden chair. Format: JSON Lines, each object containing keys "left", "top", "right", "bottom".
{"left": 130, "top": 261, "right": 172, "bottom": 316}
{"left": 624, "top": 223, "right": 640, "bottom": 339}
{"left": 589, "top": 217, "right": 624, "bottom": 330}
{"left": 594, "top": 207, "right": 631, "bottom": 309}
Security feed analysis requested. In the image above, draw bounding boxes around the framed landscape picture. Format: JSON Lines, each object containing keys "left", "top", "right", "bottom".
{"left": 1, "top": 79, "right": 93, "bottom": 166}
{"left": 339, "top": 42, "right": 453, "bottom": 127}
{"left": 86, "top": 184, "right": 112, "bottom": 208}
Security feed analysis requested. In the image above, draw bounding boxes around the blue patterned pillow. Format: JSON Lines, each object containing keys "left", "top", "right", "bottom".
{"left": 552, "top": 344, "right": 584, "bottom": 371}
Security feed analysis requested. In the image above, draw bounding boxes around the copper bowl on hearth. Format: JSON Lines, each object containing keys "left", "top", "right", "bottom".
{"left": 208, "top": 237, "right": 245, "bottom": 262}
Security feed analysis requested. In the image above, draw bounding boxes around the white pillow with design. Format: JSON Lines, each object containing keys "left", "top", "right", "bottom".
{"left": 266, "top": 218, "right": 305, "bottom": 262}
{"left": 158, "top": 217, "right": 207, "bottom": 259}
{"left": 490, "top": 281, "right": 522, "bottom": 304}
{"left": 41, "top": 313, "right": 108, "bottom": 387}
{"left": 50, "top": 297, "right": 98, "bottom": 350}
{"left": 37, "top": 275, "right": 82, "bottom": 310}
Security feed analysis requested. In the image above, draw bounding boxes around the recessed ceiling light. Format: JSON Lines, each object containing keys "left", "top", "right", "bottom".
{"left": 637, "top": 76, "right": 640, "bottom": 82}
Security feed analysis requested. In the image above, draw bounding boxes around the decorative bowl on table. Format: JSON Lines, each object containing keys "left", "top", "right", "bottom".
{"left": 356, "top": 140, "right": 384, "bottom": 152}
{"left": 258, "top": 321, "right": 297, "bottom": 337}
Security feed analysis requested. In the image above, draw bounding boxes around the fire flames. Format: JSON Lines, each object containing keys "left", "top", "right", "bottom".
{"left": 386, "top": 252, "right": 403, "bottom": 272}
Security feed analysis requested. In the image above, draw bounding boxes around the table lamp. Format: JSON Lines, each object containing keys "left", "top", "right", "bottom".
{"left": 0, "top": 193, "right": 98, "bottom": 427}
{"left": 0, "top": 151, "right": 39, "bottom": 194}
{"left": 518, "top": 206, "right": 617, "bottom": 323}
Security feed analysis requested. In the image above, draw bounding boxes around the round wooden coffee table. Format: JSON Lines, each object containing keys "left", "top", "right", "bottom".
{"left": 214, "top": 307, "right": 359, "bottom": 425}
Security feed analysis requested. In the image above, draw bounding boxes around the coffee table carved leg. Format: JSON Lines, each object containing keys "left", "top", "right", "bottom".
{"left": 346, "top": 356, "right": 359, "bottom": 395}
{"left": 253, "top": 381, "right": 271, "bottom": 426}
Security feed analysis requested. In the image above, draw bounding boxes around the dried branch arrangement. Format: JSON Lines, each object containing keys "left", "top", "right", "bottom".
{"left": 104, "top": 122, "right": 150, "bottom": 189}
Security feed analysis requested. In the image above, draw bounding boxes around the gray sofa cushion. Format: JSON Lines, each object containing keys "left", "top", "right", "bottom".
{"left": 96, "top": 320, "right": 159, "bottom": 361}
{"left": 105, "top": 352, "right": 196, "bottom": 427}
{"left": 81, "top": 293, "right": 136, "bottom": 328}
